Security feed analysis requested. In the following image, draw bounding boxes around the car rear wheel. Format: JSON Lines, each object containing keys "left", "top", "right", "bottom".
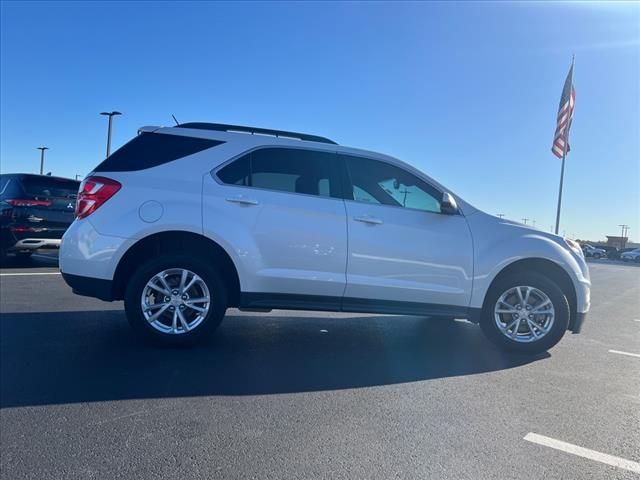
{"left": 480, "top": 272, "right": 569, "bottom": 354}
{"left": 592, "top": 253, "right": 601, "bottom": 259}
{"left": 124, "top": 255, "right": 227, "bottom": 345}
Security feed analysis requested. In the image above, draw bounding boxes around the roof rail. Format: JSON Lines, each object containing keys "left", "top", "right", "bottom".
{"left": 175, "top": 122, "right": 337, "bottom": 145}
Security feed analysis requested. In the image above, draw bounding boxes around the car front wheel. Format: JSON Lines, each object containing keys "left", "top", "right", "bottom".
{"left": 124, "top": 255, "right": 227, "bottom": 345}
{"left": 480, "top": 272, "right": 569, "bottom": 354}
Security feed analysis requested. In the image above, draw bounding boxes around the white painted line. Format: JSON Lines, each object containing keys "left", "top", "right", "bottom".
{"left": 524, "top": 433, "right": 640, "bottom": 474}
{"left": 609, "top": 349, "right": 640, "bottom": 359}
{"left": 634, "top": 319, "right": 640, "bottom": 323}
{"left": 0, "top": 272, "right": 60, "bottom": 277}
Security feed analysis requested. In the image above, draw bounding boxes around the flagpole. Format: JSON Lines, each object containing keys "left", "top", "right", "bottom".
{"left": 554, "top": 147, "right": 566, "bottom": 235}
{"left": 554, "top": 55, "right": 574, "bottom": 236}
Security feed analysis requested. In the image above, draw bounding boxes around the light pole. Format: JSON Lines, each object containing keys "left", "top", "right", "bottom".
{"left": 496, "top": 213, "right": 505, "bottom": 219}
{"left": 522, "top": 218, "right": 529, "bottom": 225}
{"left": 618, "top": 224, "right": 629, "bottom": 249}
{"left": 37, "top": 146, "right": 49, "bottom": 175}
{"left": 100, "top": 111, "right": 122, "bottom": 157}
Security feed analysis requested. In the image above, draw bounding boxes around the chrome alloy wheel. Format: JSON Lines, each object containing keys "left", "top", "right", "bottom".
{"left": 493, "top": 285, "right": 555, "bottom": 343}
{"left": 141, "top": 268, "right": 211, "bottom": 335}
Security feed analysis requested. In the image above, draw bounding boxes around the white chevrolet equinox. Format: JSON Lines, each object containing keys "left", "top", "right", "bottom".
{"left": 60, "top": 122, "right": 590, "bottom": 353}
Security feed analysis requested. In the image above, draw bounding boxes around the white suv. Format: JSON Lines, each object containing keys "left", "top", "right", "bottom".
{"left": 60, "top": 122, "right": 590, "bottom": 353}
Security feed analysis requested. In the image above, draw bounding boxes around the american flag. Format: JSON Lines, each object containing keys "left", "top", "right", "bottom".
{"left": 552, "top": 61, "right": 576, "bottom": 159}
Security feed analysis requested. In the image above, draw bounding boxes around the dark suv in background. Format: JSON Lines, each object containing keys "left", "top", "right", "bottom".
{"left": 0, "top": 173, "right": 80, "bottom": 258}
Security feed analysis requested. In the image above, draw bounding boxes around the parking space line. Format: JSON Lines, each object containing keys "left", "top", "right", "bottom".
{"left": 608, "top": 349, "right": 640, "bottom": 359}
{"left": 524, "top": 433, "right": 640, "bottom": 473}
{"left": 0, "top": 272, "right": 60, "bottom": 276}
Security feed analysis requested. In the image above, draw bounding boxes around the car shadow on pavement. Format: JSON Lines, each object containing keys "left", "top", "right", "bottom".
{"left": 0, "top": 310, "right": 549, "bottom": 408}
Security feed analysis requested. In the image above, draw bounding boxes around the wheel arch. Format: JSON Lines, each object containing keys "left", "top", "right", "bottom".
{"left": 482, "top": 257, "right": 578, "bottom": 331}
{"left": 112, "top": 230, "right": 241, "bottom": 306}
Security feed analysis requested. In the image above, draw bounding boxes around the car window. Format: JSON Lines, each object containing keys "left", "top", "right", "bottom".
{"left": 20, "top": 177, "right": 79, "bottom": 198}
{"left": 0, "top": 176, "right": 11, "bottom": 195}
{"left": 217, "top": 148, "right": 342, "bottom": 199}
{"left": 216, "top": 154, "right": 250, "bottom": 186}
{"left": 94, "top": 133, "right": 224, "bottom": 172}
{"left": 344, "top": 155, "right": 442, "bottom": 213}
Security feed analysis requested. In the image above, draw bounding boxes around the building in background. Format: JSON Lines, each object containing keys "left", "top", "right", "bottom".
{"left": 606, "top": 235, "right": 629, "bottom": 249}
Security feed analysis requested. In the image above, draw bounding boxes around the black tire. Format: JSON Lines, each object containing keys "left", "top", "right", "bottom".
{"left": 593, "top": 253, "right": 601, "bottom": 259}
{"left": 124, "top": 255, "right": 227, "bottom": 346}
{"left": 634, "top": 257, "right": 640, "bottom": 264}
{"left": 480, "top": 272, "right": 569, "bottom": 354}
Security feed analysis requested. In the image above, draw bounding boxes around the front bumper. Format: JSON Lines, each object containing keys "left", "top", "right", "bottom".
{"left": 570, "top": 311, "right": 587, "bottom": 334}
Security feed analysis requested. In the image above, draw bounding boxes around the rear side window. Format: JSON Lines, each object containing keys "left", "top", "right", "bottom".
{"left": 20, "top": 177, "right": 80, "bottom": 198}
{"left": 216, "top": 154, "right": 250, "bottom": 186}
{"left": 94, "top": 133, "right": 224, "bottom": 172}
{"left": 216, "top": 148, "right": 342, "bottom": 199}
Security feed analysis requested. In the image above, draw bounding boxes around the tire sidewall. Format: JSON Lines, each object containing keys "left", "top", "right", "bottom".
{"left": 480, "top": 272, "right": 569, "bottom": 354}
{"left": 124, "top": 255, "right": 227, "bottom": 345}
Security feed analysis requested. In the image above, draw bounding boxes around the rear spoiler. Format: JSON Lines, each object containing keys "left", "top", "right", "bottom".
{"left": 137, "top": 126, "right": 161, "bottom": 135}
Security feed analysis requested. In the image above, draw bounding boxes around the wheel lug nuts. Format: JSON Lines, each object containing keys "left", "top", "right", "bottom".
{"left": 182, "top": 294, "right": 188, "bottom": 300}
{"left": 528, "top": 315, "right": 533, "bottom": 319}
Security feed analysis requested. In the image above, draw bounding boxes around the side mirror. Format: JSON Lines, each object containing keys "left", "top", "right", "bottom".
{"left": 441, "top": 192, "right": 458, "bottom": 215}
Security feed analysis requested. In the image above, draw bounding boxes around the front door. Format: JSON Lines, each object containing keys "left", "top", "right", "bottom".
{"left": 341, "top": 154, "right": 473, "bottom": 311}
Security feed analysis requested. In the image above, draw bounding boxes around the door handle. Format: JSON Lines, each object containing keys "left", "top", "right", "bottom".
{"left": 226, "top": 197, "right": 259, "bottom": 206}
{"left": 354, "top": 215, "right": 383, "bottom": 225}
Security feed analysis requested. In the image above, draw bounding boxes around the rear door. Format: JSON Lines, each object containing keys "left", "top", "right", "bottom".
{"left": 204, "top": 147, "right": 348, "bottom": 299}
{"left": 341, "top": 154, "right": 473, "bottom": 311}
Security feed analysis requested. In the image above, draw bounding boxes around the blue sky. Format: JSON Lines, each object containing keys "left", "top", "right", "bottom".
{"left": 1, "top": 1, "right": 638, "bottom": 241}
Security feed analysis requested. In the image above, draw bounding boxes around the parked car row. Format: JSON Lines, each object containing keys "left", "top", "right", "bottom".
{"left": 579, "top": 243, "right": 640, "bottom": 262}
{"left": 620, "top": 248, "right": 640, "bottom": 262}
{"left": 4, "top": 122, "right": 635, "bottom": 354}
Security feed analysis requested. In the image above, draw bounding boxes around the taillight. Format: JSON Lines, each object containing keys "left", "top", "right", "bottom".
{"left": 6, "top": 199, "right": 52, "bottom": 207}
{"left": 75, "top": 176, "right": 121, "bottom": 219}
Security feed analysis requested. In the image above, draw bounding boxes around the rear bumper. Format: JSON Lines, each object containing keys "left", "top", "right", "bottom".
{"left": 61, "top": 272, "right": 114, "bottom": 302}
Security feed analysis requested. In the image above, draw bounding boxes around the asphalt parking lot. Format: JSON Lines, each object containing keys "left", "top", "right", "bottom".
{"left": 1, "top": 253, "right": 638, "bottom": 479}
